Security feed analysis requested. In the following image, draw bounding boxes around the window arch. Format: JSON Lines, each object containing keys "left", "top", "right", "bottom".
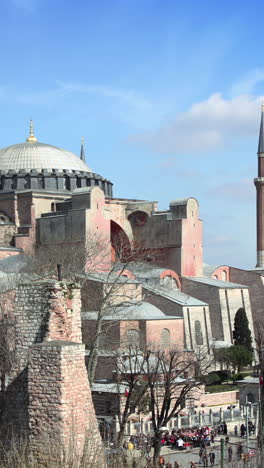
{"left": 222, "top": 270, "right": 227, "bottom": 281}
{"left": 163, "top": 276, "right": 178, "bottom": 289}
{"left": 126, "top": 329, "right": 139, "bottom": 347}
{"left": 194, "top": 321, "right": 203, "bottom": 346}
{"left": 247, "top": 392, "right": 255, "bottom": 403}
{"left": 161, "top": 328, "right": 170, "bottom": 348}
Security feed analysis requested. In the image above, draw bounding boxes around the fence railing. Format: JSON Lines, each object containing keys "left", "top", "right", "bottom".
{"left": 116, "top": 405, "right": 251, "bottom": 436}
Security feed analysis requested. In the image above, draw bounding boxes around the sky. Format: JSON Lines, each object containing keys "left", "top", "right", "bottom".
{"left": 0, "top": 0, "right": 264, "bottom": 269}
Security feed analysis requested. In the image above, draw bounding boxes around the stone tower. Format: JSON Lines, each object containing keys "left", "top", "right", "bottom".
{"left": 254, "top": 104, "right": 264, "bottom": 268}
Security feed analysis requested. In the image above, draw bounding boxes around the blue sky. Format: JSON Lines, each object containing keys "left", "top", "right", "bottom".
{"left": 1, "top": 0, "right": 264, "bottom": 269}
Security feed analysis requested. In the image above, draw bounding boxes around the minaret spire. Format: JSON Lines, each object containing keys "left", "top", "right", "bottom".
{"left": 258, "top": 104, "right": 264, "bottom": 154}
{"left": 254, "top": 104, "right": 264, "bottom": 268}
{"left": 26, "top": 119, "right": 37, "bottom": 143}
{"left": 80, "top": 136, "right": 86, "bottom": 163}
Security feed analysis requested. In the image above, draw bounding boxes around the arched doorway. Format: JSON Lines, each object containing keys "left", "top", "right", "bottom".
{"left": 111, "top": 220, "right": 131, "bottom": 262}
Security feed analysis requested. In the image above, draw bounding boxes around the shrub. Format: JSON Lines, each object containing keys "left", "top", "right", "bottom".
{"left": 204, "top": 373, "right": 221, "bottom": 386}
{"left": 214, "top": 370, "right": 231, "bottom": 382}
{"left": 232, "top": 373, "right": 244, "bottom": 382}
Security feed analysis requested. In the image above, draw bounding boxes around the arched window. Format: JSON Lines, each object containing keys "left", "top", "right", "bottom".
{"left": 163, "top": 276, "right": 178, "bottom": 289}
{"left": 194, "top": 321, "right": 203, "bottom": 346}
{"left": 161, "top": 328, "right": 170, "bottom": 348}
{"left": 247, "top": 392, "right": 255, "bottom": 403}
{"left": 213, "top": 275, "right": 218, "bottom": 280}
{"left": 222, "top": 270, "right": 227, "bottom": 281}
{"left": 126, "top": 329, "right": 139, "bottom": 347}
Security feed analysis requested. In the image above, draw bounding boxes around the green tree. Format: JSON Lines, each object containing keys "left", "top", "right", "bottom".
{"left": 233, "top": 308, "right": 253, "bottom": 351}
{"left": 227, "top": 345, "right": 253, "bottom": 374}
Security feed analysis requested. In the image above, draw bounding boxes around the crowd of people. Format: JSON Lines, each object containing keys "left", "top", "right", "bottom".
{"left": 120, "top": 421, "right": 256, "bottom": 467}
{"left": 159, "top": 424, "right": 224, "bottom": 449}
{"left": 234, "top": 421, "right": 256, "bottom": 437}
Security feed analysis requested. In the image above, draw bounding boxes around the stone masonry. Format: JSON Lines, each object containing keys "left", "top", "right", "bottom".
{"left": 0, "top": 280, "right": 105, "bottom": 465}
{"left": 28, "top": 342, "right": 103, "bottom": 464}
{"left": 14, "top": 280, "right": 82, "bottom": 372}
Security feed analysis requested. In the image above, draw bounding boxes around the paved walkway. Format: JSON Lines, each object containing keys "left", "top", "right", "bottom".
{"left": 157, "top": 435, "right": 258, "bottom": 467}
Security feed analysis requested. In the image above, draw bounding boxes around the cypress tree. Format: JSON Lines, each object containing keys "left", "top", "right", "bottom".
{"left": 233, "top": 308, "right": 253, "bottom": 351}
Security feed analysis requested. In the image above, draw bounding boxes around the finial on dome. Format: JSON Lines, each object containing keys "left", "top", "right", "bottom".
{"left": 26, "top": 119, "right": 37, "bottom": 143}
{"left": 80, "top": 136, "right": 86, "bottom": 163}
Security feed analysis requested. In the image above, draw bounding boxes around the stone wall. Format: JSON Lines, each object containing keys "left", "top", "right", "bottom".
{"left": 229, "top": 267, "right": 264, "bottom": 327}
{"left": 0, "top": 279, "right": 104, "bottom": 465}
{"left": 14, "top": 281, "right": 80, "bottom": 372}
{"left": 181, "top": 278, "right": 225, "bottom": 342}
{"left": 181, "top": 278, "right": 255, "bottom": 346}
{"left": 29, "top": 342, "right": 104, "bottom": 465}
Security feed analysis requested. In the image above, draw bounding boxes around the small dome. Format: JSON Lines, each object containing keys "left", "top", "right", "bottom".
{"left": 0, "top": 142, "right": 92, "bottom": 173}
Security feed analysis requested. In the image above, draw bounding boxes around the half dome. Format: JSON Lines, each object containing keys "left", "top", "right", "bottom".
{"left": 0, "top": 142, "right": 92, "bottom": 173}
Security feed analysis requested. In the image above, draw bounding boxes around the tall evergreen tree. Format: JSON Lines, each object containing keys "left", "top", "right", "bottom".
{"left": 233, "top": 308, "right": 253, "bottom": 351}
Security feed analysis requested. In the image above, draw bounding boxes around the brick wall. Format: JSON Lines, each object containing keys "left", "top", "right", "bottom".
{"left": 146, "top": 319, "right": 184, "bottom": 348}
{"left": 200, "top": 390, "right": 239, "bottom": 407}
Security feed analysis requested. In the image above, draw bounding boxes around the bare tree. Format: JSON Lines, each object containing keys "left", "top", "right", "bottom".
{"left": 22, "top": 232, "right": 111, "bottom": 283}
{"left": 142, "top": 347, "right": 207, "bottom": 466}
{"left": 23, "top": 231, "right": 158, "bottom": 384}
{"left": 114, "top": 345, "right": 149, "bottom": 446}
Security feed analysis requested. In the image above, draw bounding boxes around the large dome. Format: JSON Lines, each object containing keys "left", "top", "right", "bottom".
{"left": 0, "top": 141, "right": 92, "bottom": 173}
{"left": 0, "top": 122, "right": 113, "bottom": 197}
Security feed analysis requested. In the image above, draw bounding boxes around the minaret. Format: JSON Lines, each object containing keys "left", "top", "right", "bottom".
{"left": 80, "top": 136, "right": 86, "bottom": 163}
{"left": 254, "top": 104, "right": 264, "bottom": 267}
{"left": 26, "top": 119, "right": 37, "bottom": 143}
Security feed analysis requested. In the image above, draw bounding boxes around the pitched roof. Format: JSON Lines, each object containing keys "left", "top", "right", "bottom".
{"left": 82, "top": 300, "right": 182, "bottom": 321}
{"left": 184, "top": 276, "right": 248, "bottom": 289}
{"left": 143, "top": 284, "right": 208, "bottom": 307}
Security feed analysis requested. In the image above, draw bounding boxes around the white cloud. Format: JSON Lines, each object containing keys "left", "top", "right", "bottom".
{"left": 230, "top": 68, "right": 264, "bottom": 96}
{"left": 126, "top": 93, "right": 264, "bottom": 154}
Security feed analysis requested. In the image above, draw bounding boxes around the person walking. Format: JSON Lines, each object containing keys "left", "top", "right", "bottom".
{"left": 240, "top": 424, "right": 245, "bottom": 437}
{"left": 228, "top": 445, "right": 233, "bottom": 462}
{"left": 209, "top": 450, "right": 215, "bottom": 466}
{"left": 237, "top": 442, "right": 243, "bottom": 460}
{"left": 202, "top": 450, "right": 208, "bottom": 467}
{"left": 223, "top": 421, "right": 227, "bottom": 435}
{"left": 199, "top": 447, "right": 204, "bottom": 464}
{"left": 228, "top": 445, "right": 233, "bottom": 460}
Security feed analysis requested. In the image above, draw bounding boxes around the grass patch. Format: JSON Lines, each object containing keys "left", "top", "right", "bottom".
{"left": 205, "top": 384, "right": 237, "bottom": 393}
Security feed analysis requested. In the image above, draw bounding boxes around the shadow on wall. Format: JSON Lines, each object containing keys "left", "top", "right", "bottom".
{"left": 0, "top": 367, "right": 29, "bottom": 444}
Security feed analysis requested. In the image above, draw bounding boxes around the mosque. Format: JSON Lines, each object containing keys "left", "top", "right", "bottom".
{"left": 0, "top": 110, "right": 263, "bottom": 359}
